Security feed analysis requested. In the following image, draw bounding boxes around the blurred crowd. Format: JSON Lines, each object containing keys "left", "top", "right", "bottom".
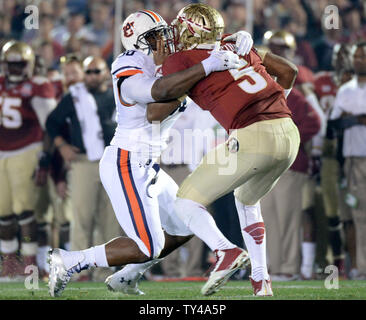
{"left": 1, "top": 0, "right": 366, "bottom": 70}
{"left": 1, "top": 0, "right": 366, "bottom": 283}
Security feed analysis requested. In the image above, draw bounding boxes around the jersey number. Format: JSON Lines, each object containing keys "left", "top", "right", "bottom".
{"left": 229, "top": 59, "right": 267, "bottom": 94}
{"left": 0, "top": 97, "right": 22, "bottom": 129}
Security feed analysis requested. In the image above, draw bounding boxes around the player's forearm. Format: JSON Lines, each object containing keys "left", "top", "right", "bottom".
{"left": 151, "top": 64, "right": 206, "bottom": 101}
{"left": 146, "top": 100, "right": 182, "bottom": 123}
{"left": 262, "top": 52, "right": 298, "bottom": 89}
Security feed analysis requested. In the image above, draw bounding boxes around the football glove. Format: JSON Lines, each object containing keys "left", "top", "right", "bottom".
{"left": 223, "top": 31, "right": 253, "bottom": 56}
{"left": 201, "top": 49, "right": 241, "bottom": 75}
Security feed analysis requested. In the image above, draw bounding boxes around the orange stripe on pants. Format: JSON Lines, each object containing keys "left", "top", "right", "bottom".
{"left": 119, "top": 150, "right": 152, "bottom": 256}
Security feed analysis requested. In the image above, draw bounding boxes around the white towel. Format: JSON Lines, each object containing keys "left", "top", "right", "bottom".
{"left": 69, "top": 82, "right": 105, "bottom": 161}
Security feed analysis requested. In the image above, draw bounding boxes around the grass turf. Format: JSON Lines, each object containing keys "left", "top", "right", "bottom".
{"left": 0, "top": 280, "right": 365, "bottom": 300}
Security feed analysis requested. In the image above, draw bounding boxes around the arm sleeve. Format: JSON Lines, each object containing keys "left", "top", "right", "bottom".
{"left": 45, "top": 95, "right": 73, "bottom": 140}
{"left": 119, "top": 74, "right": 157, "bottom": 105}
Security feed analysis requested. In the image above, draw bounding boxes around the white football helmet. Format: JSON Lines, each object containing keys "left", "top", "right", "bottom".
{"left": 121, "top": 10, "right": 175, "bottom": 56}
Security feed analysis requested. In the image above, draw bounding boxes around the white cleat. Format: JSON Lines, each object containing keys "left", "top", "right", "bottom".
{"left": 48, "top": 248, "right": 88, "bottom": 297}
{"left": 201, "top": 247, "right": 250, "bottom": 296}
{"left": 105, "top": 268, "right": 145, "bottom": 295}
{"left": 250, "top": 276, "right": 273, "bottom": 296}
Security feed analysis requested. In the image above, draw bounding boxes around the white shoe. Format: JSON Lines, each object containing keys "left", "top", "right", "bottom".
{"left": 201, "top": 247, "right": 250, "bottom": 296}
{"left": 105, "top": 268, "right": 145, "bottom": 295}
{"left": 250, "top": 276, "right": 273, "bottom": 296}
{"left": 48, "top": 248, "right": 88, "bottom": 297}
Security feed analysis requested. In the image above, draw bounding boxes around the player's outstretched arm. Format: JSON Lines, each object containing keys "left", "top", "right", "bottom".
{"left": 146, "top": 99, "right": 182, "bottom": 123}
{"left": 261, "top": 51, "right": 298, "bottom": 90}
{"left": 151, "top": 50, "right": 240, "bottom": 102}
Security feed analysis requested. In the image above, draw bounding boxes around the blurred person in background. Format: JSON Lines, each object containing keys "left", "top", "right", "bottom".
{"left": 261, "top": 86, "right": 321, "bottom": 281}
{"left": 36, "top": 41, "right": 58, "bottom": 70}
{"left": 315, "top": 44, "right": 354, "bottom": 278}
{"left": 32, "top": 55, "right": 70, "bottom": 280}
{"left": 0, "top": 40, "right": 56, "bottom": 279}
{"left": 85, "top": 2, "right": 112, "bottom": 48}
{"left": 52, "top": 8, "right": 90, "bottom": 48}
{"left": 46, "top": 55, "right": 121, "bottom": 281}
{"left": 223, "top": 0, "right": 247, "bottom": 34}
{"left": 328, "top": 42, "right": 366, "bottom": 280}
{"left": 23, "top": 13, "right": 64, "bottom": 62}
{"left": 264, "top": 30, "right": 328, "bottom": 280}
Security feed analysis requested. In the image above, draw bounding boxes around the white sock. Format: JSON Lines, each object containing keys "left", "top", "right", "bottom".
{"left": 175, "top": 198, "right": 236, "bottom": 252}
{"left": 37, "top": 245, "right": 51, "bottom": 272}
{"left": 235, "top": 198, "right": 269, "bottom": 282}
{"left": 61, "top": 244, "right": 109, "bottom": 270}
{"left": 0, "top": 238, "right": 19, "bottom": 254}
{"left": 21, "top": 242, "right": 38, "bottom": 256}
{"left": 301, "top": 242, "right": 315, "bottom": 278}
{"left": 121, "top": 259, "right": 162, "bottom": 276}
{"left": 64, "top": 242, "right": 71, "bottom": 251}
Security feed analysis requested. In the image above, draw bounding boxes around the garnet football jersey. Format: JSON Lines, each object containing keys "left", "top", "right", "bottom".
{"left": 162, "top": 44, "right": 291, "bottom": 132}
{"left": 314, "top": 71, "right": 337, "bottom": 118}
{"left": 0, "top": 76, "right": 55, "bottom": 151}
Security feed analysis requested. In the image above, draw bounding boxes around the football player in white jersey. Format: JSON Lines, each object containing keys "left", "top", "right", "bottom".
{"left": 48, "top": 9, "right": 252, "bottom": 297}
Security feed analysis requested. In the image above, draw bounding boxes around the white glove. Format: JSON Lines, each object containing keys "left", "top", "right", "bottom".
{"left": 223, "top": 31, "right": 253, "bottom": 56}
{"left": 201, "top": 50, "right": 241, "bottom": 76}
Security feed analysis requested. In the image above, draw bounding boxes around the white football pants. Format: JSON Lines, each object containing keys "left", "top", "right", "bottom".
{"left": 99, "top": 146, "right": 192, "bottom": 258}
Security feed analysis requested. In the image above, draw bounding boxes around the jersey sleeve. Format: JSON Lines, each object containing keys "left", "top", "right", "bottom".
{"left": 112, "top": 50, "right": 157, "bottom": 105}
{"left": 120, "top": 74, "right": 157, "bottom": 105}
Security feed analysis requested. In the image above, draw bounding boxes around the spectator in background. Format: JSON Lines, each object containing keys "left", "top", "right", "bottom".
{"left": 52, "top": 0, "right": 70, "bottom": 28}
{"left": 329, "top": 42, "right": 366, "bottom": 280}
{"left": 45, "top": 56, "right": 121, "bottom": 281}
{"left": 52, "top": 9, "right": 90, "bottom": 47}
{"left": 313, "top": 14, "right": 345, "bottom": 71}
{"left": 36, "top": 41, "right": 58, "bottom": 70}
{"left": 261, "top": 87, "right": 321, "bottom": 281}
{"left": 85, "top": 3, "right": 112, "bottom": 47}
{"left": 27, "top": 14, "right": 65, "bottom": 61}
{"left": 224, "top": 0, "right": 247, "bottom": 34}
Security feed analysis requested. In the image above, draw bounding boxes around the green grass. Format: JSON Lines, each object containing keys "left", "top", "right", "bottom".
{"left": 0, "top": 280, "right": 366, "bottom": 300}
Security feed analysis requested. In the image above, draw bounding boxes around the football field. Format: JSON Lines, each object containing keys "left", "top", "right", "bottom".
{"left": 0, "top": 280, "right": 366, "bottom": 300}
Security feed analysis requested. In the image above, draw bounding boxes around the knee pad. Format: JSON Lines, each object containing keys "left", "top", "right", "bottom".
{"left": 18, "top": 211, "right": 35, "bottom": 226}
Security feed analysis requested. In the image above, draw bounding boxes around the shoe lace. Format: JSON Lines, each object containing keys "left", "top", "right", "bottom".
{"left": 56, "top": 262, "right": 90, "bottom": 294}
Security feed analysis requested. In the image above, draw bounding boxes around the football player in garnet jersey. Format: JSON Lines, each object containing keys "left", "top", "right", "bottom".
{"left": 146, "top": 3, "right": 300, "bottom": 296}
{"left": 0, "top": 41, "right": 56, "bottom": 280}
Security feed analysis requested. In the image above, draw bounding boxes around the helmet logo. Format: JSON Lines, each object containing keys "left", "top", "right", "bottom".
{"left": 123, "top": 22, "right": 135, "bottom": 38}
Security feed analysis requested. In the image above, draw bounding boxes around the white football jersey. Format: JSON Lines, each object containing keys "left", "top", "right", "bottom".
{"left": 110, "top": 49, "right": 184, "bottom": 160}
